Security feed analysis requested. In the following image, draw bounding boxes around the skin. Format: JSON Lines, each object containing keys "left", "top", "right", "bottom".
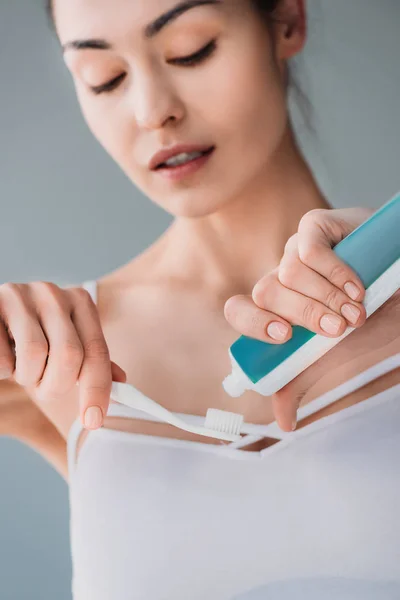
{"left": 0, "top": 0, "right": 399, "bottom": 479}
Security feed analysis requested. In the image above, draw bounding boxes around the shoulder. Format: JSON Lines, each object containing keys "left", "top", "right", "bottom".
{"left": 280, "top": 290, "right": 400, "bottom": 424}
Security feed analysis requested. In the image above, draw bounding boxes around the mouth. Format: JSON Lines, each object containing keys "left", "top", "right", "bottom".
{"left": 154, "top": 146, "right": 215, "bottom": 170}
{"left": 151, "top": 146, "right": 216, "bottom": 182}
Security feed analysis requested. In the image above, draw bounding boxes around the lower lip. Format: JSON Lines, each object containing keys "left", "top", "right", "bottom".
{"left": 153, "top": 148, "right": 215, "bottom": 181}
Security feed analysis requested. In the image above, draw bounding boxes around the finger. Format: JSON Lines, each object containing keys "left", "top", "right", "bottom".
{"left": 0, "top": 283, "right": 49, "bottom": 386}
{"left": 252, "top": 271, "right": 349, "bottom": 337}
{"left": 0, "top": 319, "right": 16, "bottom": 380}
{"left": 279, "top": 238, "right": 366, "bottom": 328}
{"left": 224, "top": 295, "right": 292, "bottom": 343}
{"left": 297, "top": 210, "right": 370, "bottom": 302}
{"left": 271, "top": 380, "right": 309, "bottom": 432}
{"left": 69, "top": 288, "right": 112, "bottom": 430}
{"left": 74, "top": 360, "right": 126, "bottom": 389}
{"left": 26, "top": 283, "right": 87, "bottom": 396}
{"left": 111, "top": 361, "right": 127, "bottom": 383}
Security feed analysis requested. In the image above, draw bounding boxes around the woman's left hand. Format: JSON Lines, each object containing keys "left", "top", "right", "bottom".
{"left": 224, "top": 206, "right": 377, "bottom": 428}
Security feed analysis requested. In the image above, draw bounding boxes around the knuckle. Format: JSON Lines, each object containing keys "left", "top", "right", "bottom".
{"left": 70, "top": 287, "right": 94, "bottom": 305}
{"left": 299, "top": 208, "right": 325, "bottom": 227}
{"left": 298, "top": 243, "right": 318, "bottom": 265}
{"left": 249, "top": 313, "right": 263, "bottom": 334}
{"left": 59, "top": 341, "right": 84, "bottom": 369}
{"left": 329, "top": 263, "right": 348, "bottom": 284}
{"left": 21, "top": 338, "right": 49, "bottom": 360}
{"left": 252, "top": 276, "right": 273, "bottom": 307}
{"left": 32, "top": 281, "right": 66, "bottom": 310}
{"left": 302, "top": 300, "right": 319, "bottom": 327}
{"left": 325, "top": 287, "right": 342, "bottom": 309}
{"left": 251, "top": 283, "right": 264, "bottom": 307}
{"left": 82, "top": 382, "right": 110, "bottom": 397}
{"left": 278, "top": 263, "right": 297, "bottom": 288}
{"left": 83, "top": 337, "right": 109, "bottom": 361}
{"left": 0, "top": 282, "right": 23, "bottom": 299}
{"left": 31, "top": 280, "right": 59, "bottom": 295}
{"left": 283, "top": 233, "right": 298, "bottom": 253}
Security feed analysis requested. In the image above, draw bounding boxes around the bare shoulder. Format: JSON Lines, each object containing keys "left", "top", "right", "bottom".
{"left": 282, "top": 289, "right": 400, "bottom": 425}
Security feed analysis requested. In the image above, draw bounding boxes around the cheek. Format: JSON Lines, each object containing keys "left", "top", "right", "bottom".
{"left": 77, "top": 91, "right": 136, "bottom": 167}
{"left": 191, "top": 37, "right": 287, "bottom": 154}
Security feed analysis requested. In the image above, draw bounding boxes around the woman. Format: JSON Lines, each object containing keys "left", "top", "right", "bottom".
{"left": 1, "top": 0, "right": 399, "bottom": 598}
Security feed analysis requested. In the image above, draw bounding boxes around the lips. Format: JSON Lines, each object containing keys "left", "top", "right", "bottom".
{"left": 149, "top": 144, "right": 215, "bottom": 171}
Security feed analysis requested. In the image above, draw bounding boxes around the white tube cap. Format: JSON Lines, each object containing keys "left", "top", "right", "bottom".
{"left": 222, "top": 372, "right": 248, "bottom": 398}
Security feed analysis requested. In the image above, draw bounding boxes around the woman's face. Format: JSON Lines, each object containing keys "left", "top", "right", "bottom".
{"left": 56, "top": 0, "right": 305, "bottom": 218}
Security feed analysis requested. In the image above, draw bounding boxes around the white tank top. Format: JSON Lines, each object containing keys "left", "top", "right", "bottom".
{"left": 67, "top": 280, "right": 400, "bottom": 600}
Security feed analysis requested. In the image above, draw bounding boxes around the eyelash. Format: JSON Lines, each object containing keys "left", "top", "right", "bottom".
{"left": 169, "top": 39, "right": 217, "bottom": 66}
{"left": 90, "top": 39, "right": 217, "bottom": 95}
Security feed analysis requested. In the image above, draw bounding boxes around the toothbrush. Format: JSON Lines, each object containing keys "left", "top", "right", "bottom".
{"left": 110, "top": 382, "right": 314, "bottom": 443}
{"left": 110, "top": 381, "right": 243, "bottom": 442}
{"left": 223, "top": 191, "right": 400, "bottom": 398}
{"left": 110, "top": 381, "right": 296, "bottom": 442}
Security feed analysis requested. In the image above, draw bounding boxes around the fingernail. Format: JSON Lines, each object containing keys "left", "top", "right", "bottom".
{"left": 292, "top": 418, "right": 297, "bottom": 431}
{"left": 84, "top": 406, "right": 103, "bottom": 430}
{"left": 267, "top": 322, "right": 289, "bottom": 340}
{"left": 341, "top": 303, "right": 360, "bottom": 325}
{"left": 320, "top": 314, "right": 342, "bottom": 334}
{"left": 344, "top": 282, "right": 360, "bottom": 301}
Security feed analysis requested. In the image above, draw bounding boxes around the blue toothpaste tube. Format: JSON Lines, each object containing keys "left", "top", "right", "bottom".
{"left": 223, "top": 192, "right": 400, "bottom": 397}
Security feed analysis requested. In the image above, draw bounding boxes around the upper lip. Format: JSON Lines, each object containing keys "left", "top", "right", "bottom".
{"left": 149, "top": 144, "right": 214, "bottom": 170}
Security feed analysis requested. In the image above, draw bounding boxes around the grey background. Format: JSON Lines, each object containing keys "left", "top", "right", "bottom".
{"left": 0, "top": 0, "right": 399, "bottom": 598}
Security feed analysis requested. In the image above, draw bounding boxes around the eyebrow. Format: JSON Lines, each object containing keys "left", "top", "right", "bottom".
{"left": 62, "top": 0, "right": 221, "bottom": 53}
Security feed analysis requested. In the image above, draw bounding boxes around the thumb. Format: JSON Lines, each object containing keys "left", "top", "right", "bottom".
{"left": 296, "top": 207, "right": 375, "bottom": 301}
{"left": 298, "top": 207, "right": 375, "bottom": 252}
{"left": 111, "top": 361, "right": 127, "bottom": 383}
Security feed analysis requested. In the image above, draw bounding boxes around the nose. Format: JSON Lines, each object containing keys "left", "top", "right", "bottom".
{"left": 133, "top": 70, "right": 185, "bottom": 131}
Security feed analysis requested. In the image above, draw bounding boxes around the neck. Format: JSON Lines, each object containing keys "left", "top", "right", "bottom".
{"left": 153, "top": 126, "right": 330, "bottom": 298}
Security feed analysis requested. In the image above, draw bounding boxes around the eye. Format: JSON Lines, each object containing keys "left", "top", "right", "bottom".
{"left": 88, "top": 39, "right": 217, "bottom": 95}
{"left": 169, "top": 39, "right": 217, "bottom": 66}
{"left": 90, "top": 72, "right": 126, "bottom": 95}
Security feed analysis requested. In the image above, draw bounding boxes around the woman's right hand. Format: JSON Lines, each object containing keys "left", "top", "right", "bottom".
{"left": 0, "top": 281, "right": 126, "bottom": 430}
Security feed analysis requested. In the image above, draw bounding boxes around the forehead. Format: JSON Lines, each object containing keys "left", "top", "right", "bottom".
{"left": 55, "top": 0, "right": 226, "bottom": 45}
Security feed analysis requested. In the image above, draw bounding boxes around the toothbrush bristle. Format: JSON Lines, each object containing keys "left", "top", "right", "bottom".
{"left": 205, "top": 408, "right": 244, "bottom": 436}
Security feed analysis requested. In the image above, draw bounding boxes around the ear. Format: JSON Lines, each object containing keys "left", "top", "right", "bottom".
{"left": 273, "top": 0, "right": 307, "bottom": 61}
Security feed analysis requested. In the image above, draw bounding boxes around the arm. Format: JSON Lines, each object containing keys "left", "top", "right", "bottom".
{"left": 0, "top": 380, "right": 69, "bottom": 481}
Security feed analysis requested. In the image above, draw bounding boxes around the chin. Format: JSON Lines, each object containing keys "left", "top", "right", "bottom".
{"left": 135, "top": 150, "right": 272, "bottom": 218}
{"left": 155, "top": 187, "right": 238, "bottom": 219}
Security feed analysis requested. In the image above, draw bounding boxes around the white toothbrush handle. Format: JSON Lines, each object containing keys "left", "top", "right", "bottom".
{"left": 110, "top": 382, "right": 240, "bottom": 442}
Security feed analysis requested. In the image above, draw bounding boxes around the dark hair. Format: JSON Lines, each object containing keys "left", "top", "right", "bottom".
{"left": 45, "top": 0, "right": 282, "bottom": 31}
{"left": 46, "top": 0, "right": 53, "bottom": 29}
{"left": 253, "top": 0, "right": 281, "bottom": 17}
